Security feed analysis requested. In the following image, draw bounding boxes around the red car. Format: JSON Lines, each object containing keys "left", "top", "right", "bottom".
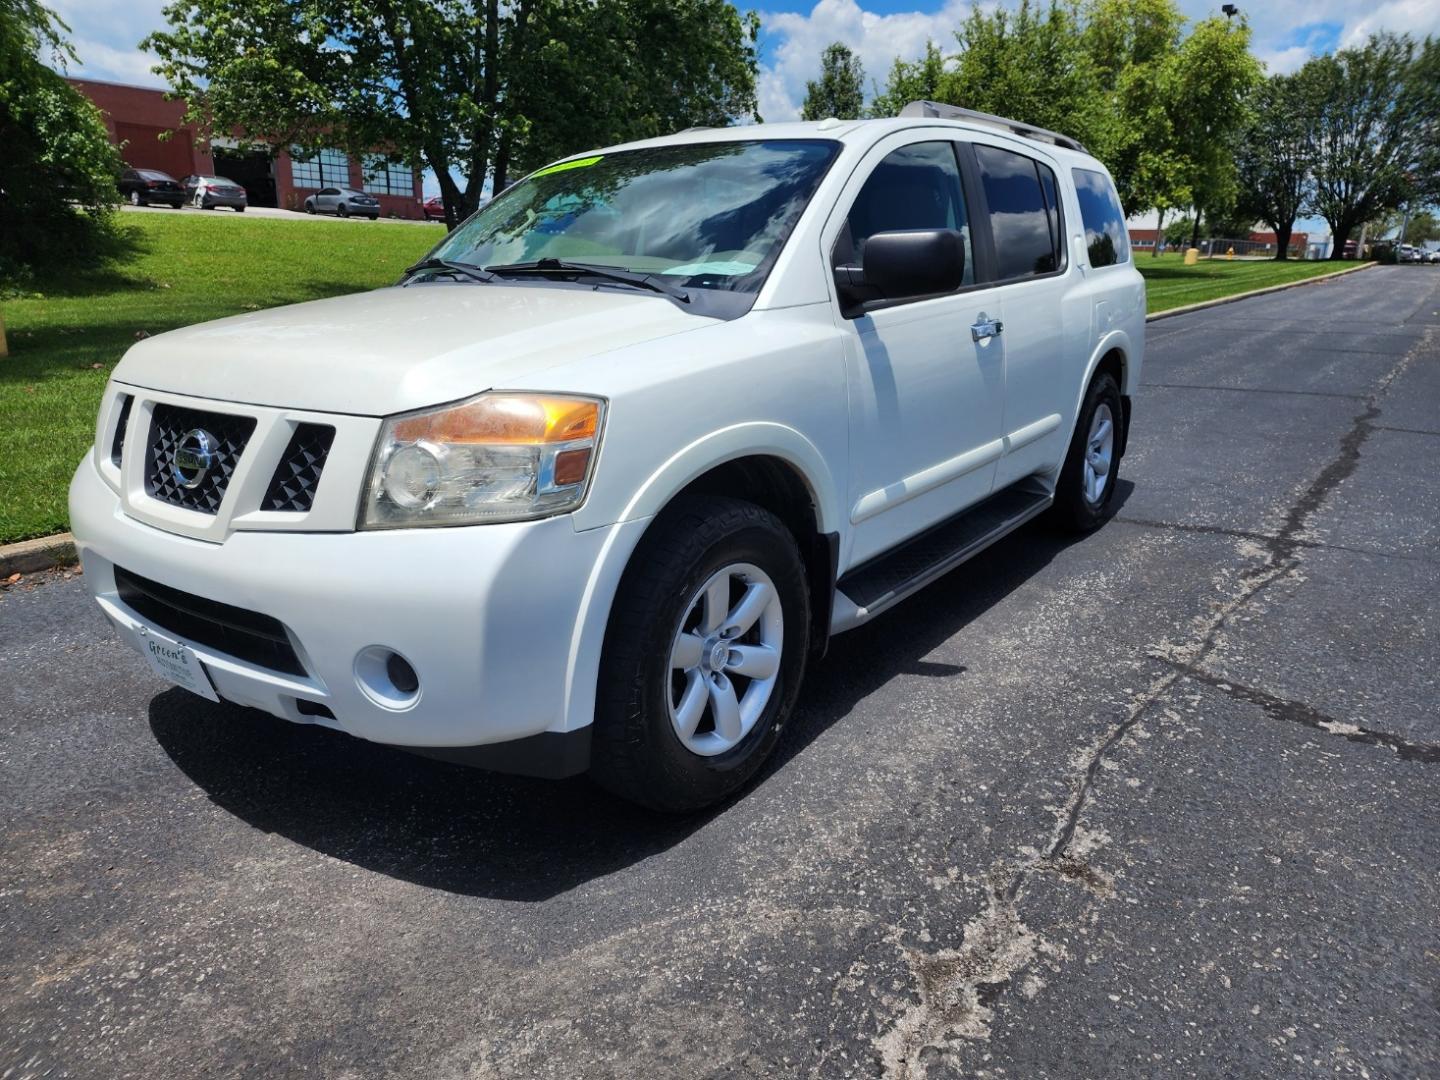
{"left": 423, "top": 195, "right": 445, "bottom": 221}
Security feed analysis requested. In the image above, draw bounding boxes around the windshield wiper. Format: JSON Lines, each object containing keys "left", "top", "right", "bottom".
{"left": 484, "top": 258, "right": 689, "bottom": 303}
{"left": 403, "top": 257, "right": 496, "bottom": 284}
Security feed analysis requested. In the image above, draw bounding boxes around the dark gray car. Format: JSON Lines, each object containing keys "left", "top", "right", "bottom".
{"left": 303, "top": 187, "right": 381, "bottom": 219}
{"left": 183, "top": 175, "right": 248, "bottom": 211}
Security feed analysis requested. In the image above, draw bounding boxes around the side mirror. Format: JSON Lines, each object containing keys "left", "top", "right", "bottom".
{"left": 843, "top": 229, "right": 965, "bottom": 314}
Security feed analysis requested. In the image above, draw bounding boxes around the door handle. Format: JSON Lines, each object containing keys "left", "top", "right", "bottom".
{"left": 971, "top": 315, "right": 1004, "bottom": 342}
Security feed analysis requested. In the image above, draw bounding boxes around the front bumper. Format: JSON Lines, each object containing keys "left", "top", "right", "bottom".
{"left": 70, "top": 450, "right": 642, "bottom": 770}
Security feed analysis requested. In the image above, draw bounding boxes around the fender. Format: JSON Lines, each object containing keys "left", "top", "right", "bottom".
{"left": 1065, "top": 329, "right": 1133, "bottom": 448}
{"left": 557, "top": 422, "right": 842, "bottom": 734}
{"left": 617, "top": 421, "right": 843, "bottom": 535}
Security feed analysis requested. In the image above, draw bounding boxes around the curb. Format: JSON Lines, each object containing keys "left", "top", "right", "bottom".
{"left": 0, "top": 532, "right": 77, "bottom": 576}
{"left": 1146, "top": 261, "right": 1376, "bottom": 322}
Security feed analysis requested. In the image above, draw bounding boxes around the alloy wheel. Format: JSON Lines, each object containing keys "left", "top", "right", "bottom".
{"left": 667, "top": 562, "right": 783, "bottom": 757}
{"left": 1083, "top": 403, "right": 1114, "bottom": 505}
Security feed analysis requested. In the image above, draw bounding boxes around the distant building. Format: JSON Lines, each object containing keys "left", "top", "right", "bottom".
{"left": 70, "top": 78, "right": 424, "bottom": 219}
{"left": 1126, "top": 226, "right": 1308, "bottom": 256}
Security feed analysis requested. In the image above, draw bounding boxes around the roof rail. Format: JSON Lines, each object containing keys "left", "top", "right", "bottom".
{"left": 899, "top": 100, "right": 1086, "bottom": 154}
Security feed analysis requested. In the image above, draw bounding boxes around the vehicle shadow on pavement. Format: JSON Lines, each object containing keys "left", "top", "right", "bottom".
{"left": 149, "top": 482, "right": 1131, "bottom": 901}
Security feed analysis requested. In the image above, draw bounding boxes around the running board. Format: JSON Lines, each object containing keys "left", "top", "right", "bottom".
{"left": 830, "top": 480, "right": 1053, "bottom": 633}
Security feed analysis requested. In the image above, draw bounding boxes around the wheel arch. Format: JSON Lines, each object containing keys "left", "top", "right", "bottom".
{"left": 562, "top": 439, "right": 842, "bottom": 733}
{"left": 1071, "top": 332, "right": 1133, "bottom": 456}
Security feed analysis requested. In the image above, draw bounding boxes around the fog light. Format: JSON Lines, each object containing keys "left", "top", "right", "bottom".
{"left": 354, "top": 645, "right": 422, "bottom": 710}
{"left": 386, "top": 652, "right": 419, "bottom": 694}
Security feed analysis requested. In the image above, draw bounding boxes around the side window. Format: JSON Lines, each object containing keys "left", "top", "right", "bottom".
{"left": 1072, "top": 168, "right": 1130, "bottom": 268}
{"left": 834, "top": 141, "right": 973, "bottom": 288}
{"left": 975, "top": 145, "right": 1061, "bottom": 279}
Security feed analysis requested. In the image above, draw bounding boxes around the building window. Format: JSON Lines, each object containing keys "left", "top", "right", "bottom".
{"left": 363, "top": 155, "right": 413, "bottom": 197}
{"left": 290, "top": 148, "right": 349, "bottom": 189}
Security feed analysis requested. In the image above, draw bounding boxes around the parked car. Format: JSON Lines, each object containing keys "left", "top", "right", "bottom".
{"left": 1397, "top": 244, "right": 1421, "bottom": 263}
{"left": 304, "top": 187, "right": 381, "bottom": 219}
{"left": 183, "top": 175, "right": 247, "bottom": 212}
{"left": 117, "top": 168, "right": 186, "bottom": 208}
{"left": 1425, "top": 249, "right": 1440, "bottom": 264}
{"left": 70, "top": 102, "right": 1144, "bottom": 811}
{"left": 423, "top": 195, "right": 445, "bottom": 221}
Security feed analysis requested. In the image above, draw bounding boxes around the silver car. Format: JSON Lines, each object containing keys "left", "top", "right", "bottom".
{"left": 303, "top": 187, "right": 381, "bottom": 219}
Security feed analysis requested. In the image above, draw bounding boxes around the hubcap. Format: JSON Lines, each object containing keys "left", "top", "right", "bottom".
{"left": 1083, "top": 403, "right": 1115, "bottom": 505}
{"left": 667, "top": 562, "right": 784, "bottom": 757}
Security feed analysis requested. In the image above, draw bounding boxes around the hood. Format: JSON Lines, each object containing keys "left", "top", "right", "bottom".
{"left": 113, "top": 283, "right": 710, "bottom": 415}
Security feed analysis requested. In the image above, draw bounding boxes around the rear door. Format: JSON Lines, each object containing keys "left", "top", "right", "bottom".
{"left": 963, "top": 138, "right": 1088, "bottom": 489}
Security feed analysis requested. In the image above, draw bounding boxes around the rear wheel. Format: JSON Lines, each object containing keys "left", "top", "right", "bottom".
{"left": 591, "top": 495, "right": 810, "bottom": 812}
{"left": 1049, "top": 371, "right": 1123, "bottom": 532}
{"left": 338, "top": 204, "right": 349, "bottom": 218}
{"left": 128, "top": 190, "right": 143, "bottom": 207}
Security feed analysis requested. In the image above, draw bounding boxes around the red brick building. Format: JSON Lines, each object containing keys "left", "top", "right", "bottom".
{"left": 1127, "top": 227, "right": 1309, "bottom": 256}
{"left": 71, "top": 78, "right": 425, "bottom": 219}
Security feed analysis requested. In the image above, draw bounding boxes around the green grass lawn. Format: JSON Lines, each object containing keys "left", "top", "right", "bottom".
{"left": 0, "top": 213, "right": 438, "bottom": 544}
{"left": 1136, "top": 252, "right": 1362, "bottom": 314}
{"left": 0, "top": 214, "right": 1368, "bottom": 545}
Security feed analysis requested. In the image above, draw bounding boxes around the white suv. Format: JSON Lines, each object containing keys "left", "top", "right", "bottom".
{"left": 70, "top": 102, "right": 1144, "bottom": 811}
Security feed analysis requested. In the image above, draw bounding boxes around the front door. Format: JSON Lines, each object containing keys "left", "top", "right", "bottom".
{"left": 829, "top": 136, "right": 1007, "bottom": 568}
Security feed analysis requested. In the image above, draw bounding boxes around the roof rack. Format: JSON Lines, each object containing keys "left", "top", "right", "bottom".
{"left": 899, "top": 100, "right": 1086, "bottom": 154}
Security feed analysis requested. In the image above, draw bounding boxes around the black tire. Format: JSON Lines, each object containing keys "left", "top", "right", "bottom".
{"left": 305, "top": 202, "right": 315, "bottom": 215}
{"left": 591, "top": 495, "right": 810, "bottom": 812}
{"left": 338, "top": 204, "right": 349, "bottom": 218}
{"left": 236, "top": 205, "right": 245, "bottom": 213}
{"left": 1049, "top": 371, "right": 1123, "bottom": 532}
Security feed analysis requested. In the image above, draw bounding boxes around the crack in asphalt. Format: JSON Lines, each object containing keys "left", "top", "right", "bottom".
{"left": 1163, "top": 663, "right": 1440, "bottom": 765}
{"left": 1140, "top": 382, "right": 1368, "bottom": 400}
{"left": 873, "top": 329, "right": 1426, "bottom": 1079}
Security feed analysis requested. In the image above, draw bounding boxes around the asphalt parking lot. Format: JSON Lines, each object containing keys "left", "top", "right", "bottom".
{"left": 3, "top": 265, "right": 1437, "bottom": 1079}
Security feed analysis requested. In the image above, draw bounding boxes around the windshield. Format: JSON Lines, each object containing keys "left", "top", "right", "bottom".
{"left": 427, "top": 140, "right": 840, "bottom": 305}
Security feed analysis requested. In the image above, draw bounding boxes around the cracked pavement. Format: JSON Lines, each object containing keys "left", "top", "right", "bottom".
{"left": 3, "top": 265, "right": 1438, "bottom": 1078}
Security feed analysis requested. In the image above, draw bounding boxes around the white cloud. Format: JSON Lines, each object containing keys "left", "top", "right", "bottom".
{"left": 756, "top": 0, "right": 1440, "bottom": 122}
{"left": 49, "top": 0, "right": 170, "bottom": 86}
{"left": 756, "top": 0, "right": 974, "bottom": 122}
{"left": 66, "top": 37, "right": 166, "bottom": 86}
{"left": 1253, "top": 44, "right": 1314, "bottom": 75}
{"left": 1337, "top": 0, "right": 1440, "bottom": 47}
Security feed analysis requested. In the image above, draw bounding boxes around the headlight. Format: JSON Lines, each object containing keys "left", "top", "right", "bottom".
{"left": 361, "top": 392, "right": 605, "bottom": 528}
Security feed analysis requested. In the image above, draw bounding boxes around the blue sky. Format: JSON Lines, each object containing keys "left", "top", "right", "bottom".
{"left": 50, "top": 0, "right": 1440, "bottom": 230}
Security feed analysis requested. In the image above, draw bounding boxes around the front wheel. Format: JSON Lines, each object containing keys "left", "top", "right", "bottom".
{"left": 1049, "top": 371, "right": 1123, "bottom": 532}
{"left": 591, "top": 495, "right": 810, "bottom": 812}
{"left": 337, "top": 204, "right": 349, "bottom": 218}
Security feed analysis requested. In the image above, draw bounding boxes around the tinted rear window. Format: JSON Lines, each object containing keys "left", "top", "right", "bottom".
{"left": 975, "top": 145, "right": 1061, "bottom": 279}
{"left": 1072, "top": 168, "right": 1130, "bottom": 267}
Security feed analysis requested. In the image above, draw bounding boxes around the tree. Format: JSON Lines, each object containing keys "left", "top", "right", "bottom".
{"left": 0, "top": 0, "right": 123, "bottom": 281}
{"left": 145, "top": 0, "right": 760, "bottom": 229}
{"left": 1167, "top": 15, "right": 1262, "bottom": 249}
{"left": 1163, "top": 215, "right": 1193, "bottom": 247}
{"left": 801, "top": 42, "right": 864, "bottom": 121}
{"left": 936, "top": 0, "right": 1109, "bottom": 152}
{"left": 867, "top": 41, "right": 945, "bottom": 119}
{"left": 1233, "top": 73, "right": 1314, "bottom": 259}
{"left": 1082, "top": 0, "right": 1187, "bottom": 225}
{"left": 1299, "top": 33, "right": 1440, "bottom": 260}
{"left": 1402, "top": 210, "right": 1440, "bottom": 245}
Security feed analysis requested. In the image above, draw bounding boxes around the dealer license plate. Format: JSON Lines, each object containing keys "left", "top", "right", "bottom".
{"left": 137, "top": 625, "right": 220, "bottom": 702}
